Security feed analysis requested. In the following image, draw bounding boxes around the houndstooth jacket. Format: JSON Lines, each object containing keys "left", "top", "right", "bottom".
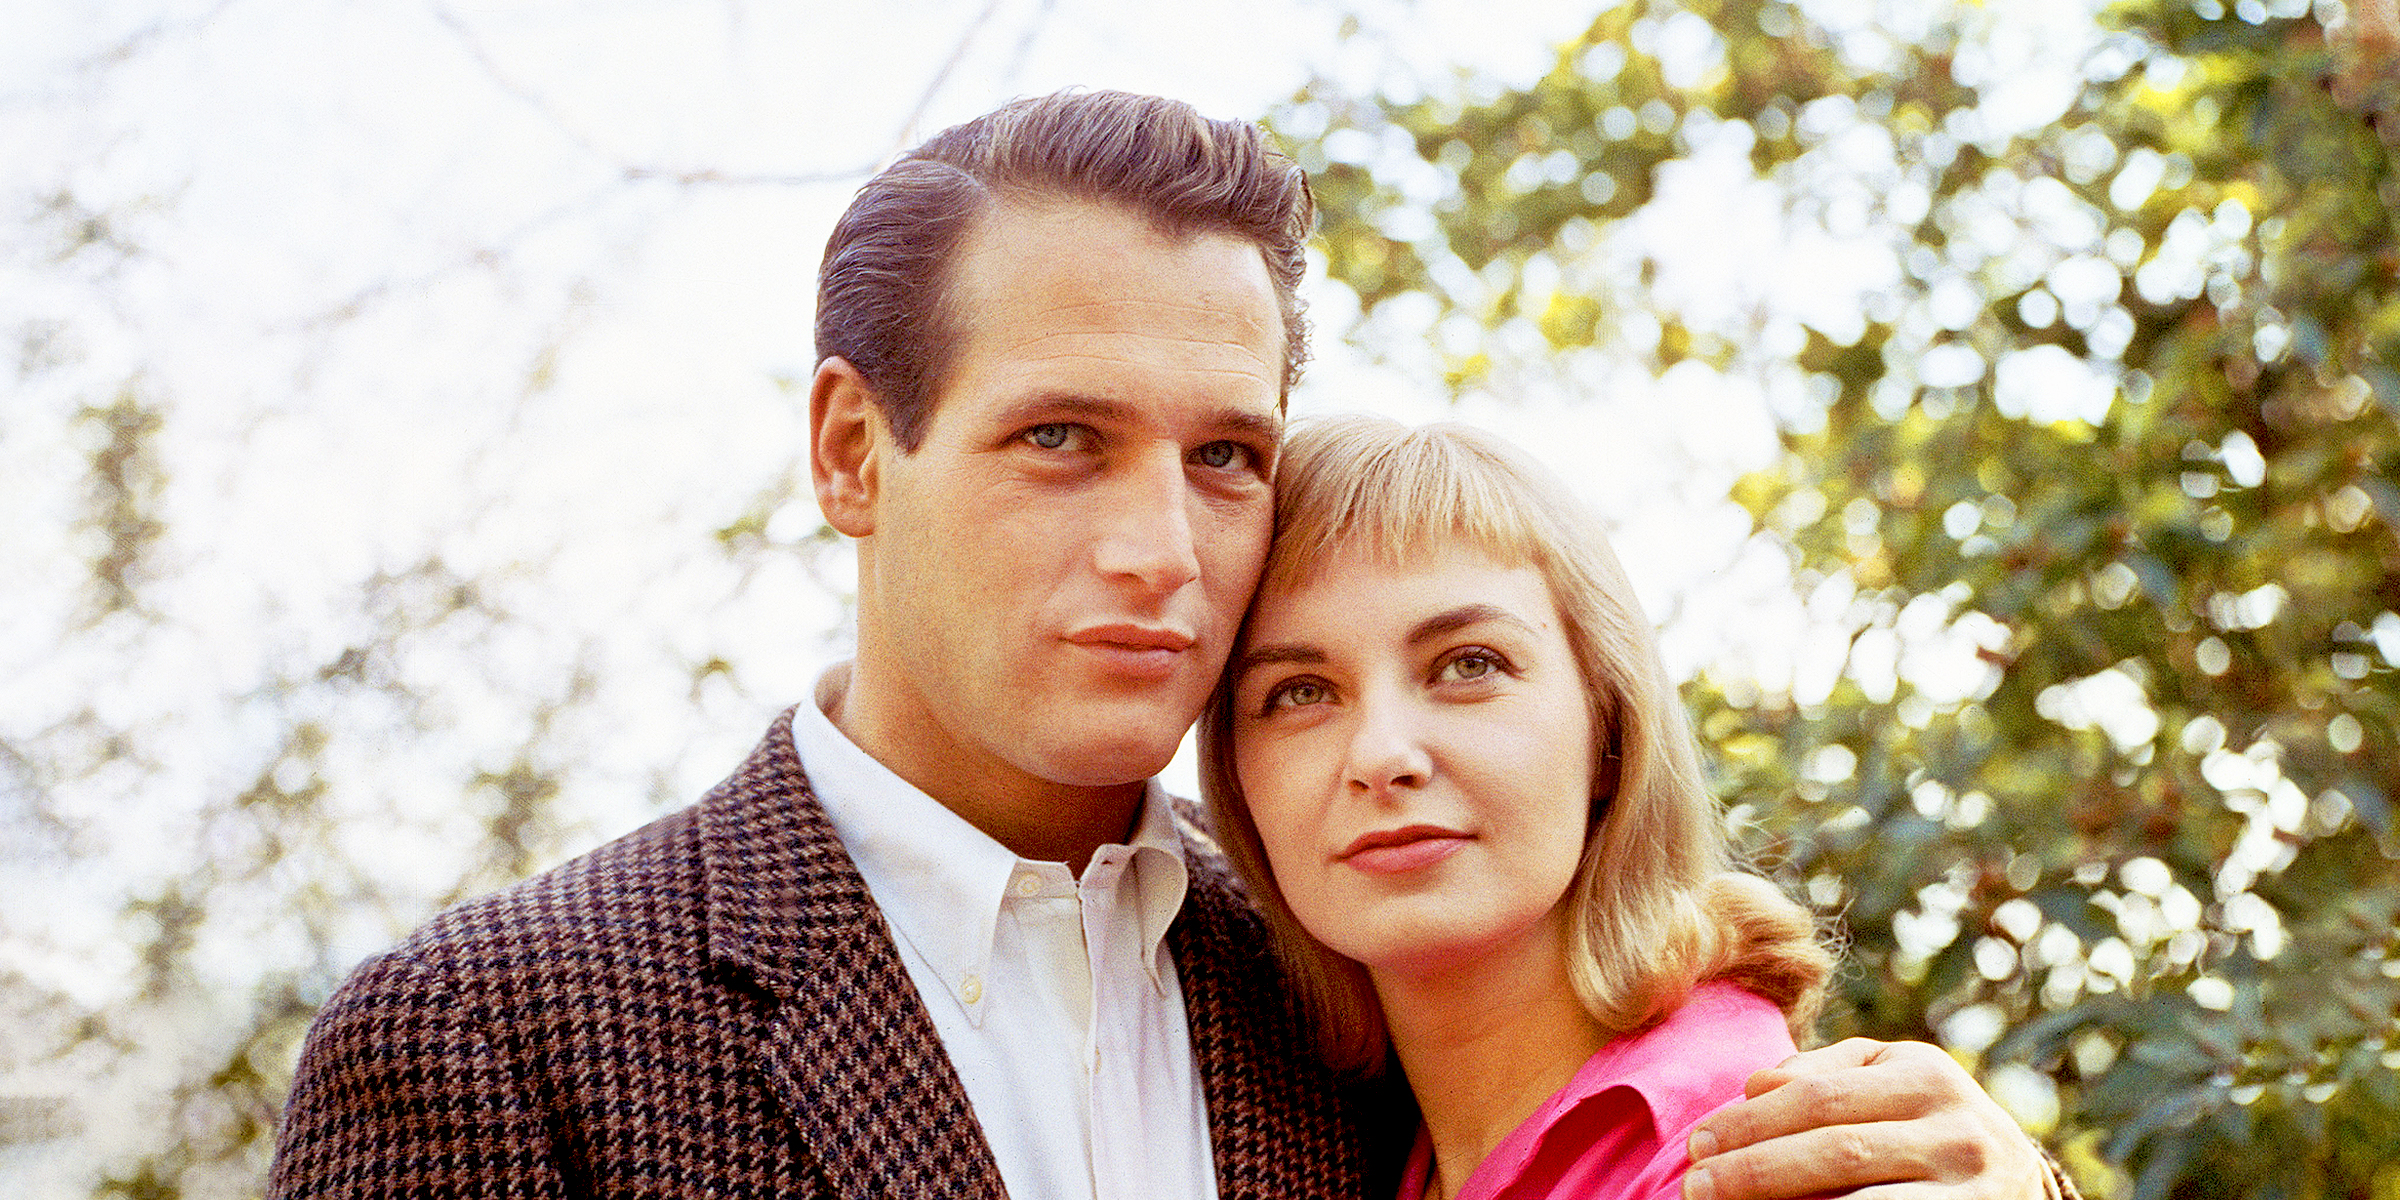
{"left": 268, "top": 708, "right": 1395, "bottom": 1199}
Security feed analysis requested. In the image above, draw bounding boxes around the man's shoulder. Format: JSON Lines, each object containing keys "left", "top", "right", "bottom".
{"left": 444, "top": 802, "right": 706, "bottom": 945}
{"left": 271, "top": 712, "right": 865, "bottom": 1198}
{"left": 329, "top": 802, "right": 712, "bottom": 1016}
{"left": 335, "top": 708, "right": 819, "bottom": 1007}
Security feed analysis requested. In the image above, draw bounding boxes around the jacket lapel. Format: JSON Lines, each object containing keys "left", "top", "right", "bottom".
{"left": 698, "top": 709, "right": 1008, "bottom": 1199}
{"left": 1172, "top": 852, "right": 1387, "bottom": 1200}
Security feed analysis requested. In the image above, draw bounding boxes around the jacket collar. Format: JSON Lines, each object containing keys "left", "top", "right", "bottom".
{"left": 697, "top": 708, "right": 1009, "bottom": 1199}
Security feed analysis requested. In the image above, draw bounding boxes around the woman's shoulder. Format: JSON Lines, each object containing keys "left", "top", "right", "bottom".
{"left": 1582, "top": 981, "right": 1797, "bottom": 1132}
{"left": 1479, "top": 984, "right": 1792, "bottom": 1200}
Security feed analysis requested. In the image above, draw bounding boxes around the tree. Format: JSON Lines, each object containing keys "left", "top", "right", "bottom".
{"left": 0, "top": 8, "right": 891, "bottom": 1196}
{"left": 1281, "top": 1, "right": 2400, "bottom": 1195}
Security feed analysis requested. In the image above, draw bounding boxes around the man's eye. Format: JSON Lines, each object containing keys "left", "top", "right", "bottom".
{"left": 1191, "top": 441, "right": 1250, "bottom": 470}
{"left": 1026, "top": 423, "right": 1077, "bottom": 450}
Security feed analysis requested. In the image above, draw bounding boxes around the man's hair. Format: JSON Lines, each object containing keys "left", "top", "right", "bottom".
{"left": 814, "top": 89, "right": 1316, "bottom": 451}
{"left": 1199, "top": 415, "right": 1835, "bottom": 1072}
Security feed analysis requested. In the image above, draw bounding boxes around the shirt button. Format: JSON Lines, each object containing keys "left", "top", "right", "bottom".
{"left": 960, "top": 975, "right": 983, "bottom": 1005}
{"left": 1014, "top": 872, "right": 1041, "bottom": 897}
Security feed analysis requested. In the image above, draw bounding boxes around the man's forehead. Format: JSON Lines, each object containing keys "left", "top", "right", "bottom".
{"left": 933, "top": 197, "right": 1288, "bottom": 423}
{"left": 945, "top": 196, "right": 1286, "bottom": 321}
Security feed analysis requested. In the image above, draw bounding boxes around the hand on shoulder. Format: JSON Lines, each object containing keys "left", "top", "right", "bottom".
{"left": 1680, "top": 1038, "right": 2072, "bottom": 1200}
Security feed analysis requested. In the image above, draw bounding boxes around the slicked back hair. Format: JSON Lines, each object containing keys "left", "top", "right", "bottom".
{"left": 1200, "top": 415, "right": 1834, "bottom": 1072}
{"left": 814, "top": 89, "right": 1316, "bottom": 451}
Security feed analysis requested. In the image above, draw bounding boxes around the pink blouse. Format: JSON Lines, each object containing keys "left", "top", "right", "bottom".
{"left": 1396, "top": 982, "right": 1798, "bottom": 1200}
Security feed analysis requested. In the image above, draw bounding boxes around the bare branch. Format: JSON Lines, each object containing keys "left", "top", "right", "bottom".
{"left": 998, "top": 0, "right": 1063, "bottom": 95}
{"left": 424, "top": 0, "right": 618, "bottom": 164}
{"left": 424, "top": 0, "right": 908, "bottom": 188}
{"left": 0, "top": 0, "right": 243, "bottom": 108}
{"left": 886, "top": 0, "right": 1013, "bottom": 156}
{"left": 616, "top": 165, "right": 884, "bottom": 187}
{"left": 423, "top": 0, "right": 1063, "bottom": 189}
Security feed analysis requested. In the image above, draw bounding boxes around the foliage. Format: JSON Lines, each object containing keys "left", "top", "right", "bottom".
{"left": 1280, "top": 1, "right": 2400, "bottom": 1196}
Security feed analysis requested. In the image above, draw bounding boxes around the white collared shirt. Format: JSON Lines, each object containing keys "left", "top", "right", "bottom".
{"left": 793, "top": 673, "right": 1220, "bottom": 1200}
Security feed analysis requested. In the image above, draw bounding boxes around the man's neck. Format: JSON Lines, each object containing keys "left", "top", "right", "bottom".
{"left": 820, "top": 663, "right": 1145, "bottom": 872}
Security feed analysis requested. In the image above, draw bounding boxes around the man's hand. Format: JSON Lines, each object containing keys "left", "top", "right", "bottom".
{"left": 1681, "top": 1038, "right": 2061, "bottom": 1200}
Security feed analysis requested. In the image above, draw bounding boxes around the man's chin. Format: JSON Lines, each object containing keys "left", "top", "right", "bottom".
{"left": 1028, "top": 726, "right": 1187, "bottom": 790}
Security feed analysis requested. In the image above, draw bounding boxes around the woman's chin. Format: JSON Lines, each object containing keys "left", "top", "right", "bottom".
{"left": 1331, "top": 901, "right": 1576, "bottom": 991}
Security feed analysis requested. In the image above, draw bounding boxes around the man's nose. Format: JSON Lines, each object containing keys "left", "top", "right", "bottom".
{"left": 1343, "top": 692, "right": 1433, "bottom": 798}
{"left": 1093, "top": 452, "right": 1202, "bottom": 596}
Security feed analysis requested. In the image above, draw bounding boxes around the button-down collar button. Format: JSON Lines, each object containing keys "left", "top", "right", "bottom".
{"left": 960, "top": 974, "right": 983, "bottom": 1005}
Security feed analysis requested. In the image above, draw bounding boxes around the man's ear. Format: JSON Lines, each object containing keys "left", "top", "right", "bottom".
{"left": 810, "top": 356, "right": 886, "bottom": 538}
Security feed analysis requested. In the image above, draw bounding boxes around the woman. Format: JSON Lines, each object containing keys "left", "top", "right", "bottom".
{"left": 1201, "top": 415, "right": 1835, "bottom": 1200}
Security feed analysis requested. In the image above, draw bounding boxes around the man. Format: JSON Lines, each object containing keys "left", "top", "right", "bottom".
{"left": 270, "top": 91, "right": 2067, "bottom": 1200}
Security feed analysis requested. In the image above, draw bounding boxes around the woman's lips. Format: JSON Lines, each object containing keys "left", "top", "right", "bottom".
{"left": 1338, "top": 825, "right": 1470, "bottom": 875}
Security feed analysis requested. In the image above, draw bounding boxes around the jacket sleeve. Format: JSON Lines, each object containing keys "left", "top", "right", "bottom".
{"left": 268, "top": 951, "right": 567, "bottom": 1200}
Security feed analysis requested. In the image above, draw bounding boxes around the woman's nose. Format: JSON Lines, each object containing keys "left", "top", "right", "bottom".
{"left": 1342, "top": 695, "right": 1433, "bottom": 797}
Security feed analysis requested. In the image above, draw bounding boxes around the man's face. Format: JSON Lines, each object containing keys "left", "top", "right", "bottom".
{"left": 855, "top": 196, "right": 1284, "bottom": 798}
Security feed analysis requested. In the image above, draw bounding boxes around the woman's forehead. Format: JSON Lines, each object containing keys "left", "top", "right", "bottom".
{"left": 1263, "top": 522, "right": 1541, "bottom": 597}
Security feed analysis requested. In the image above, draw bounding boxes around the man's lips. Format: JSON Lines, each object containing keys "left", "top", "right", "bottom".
{"left": 1065, "top": 624, "right": 1197, "bottom": 679}
{"left": 1337, "top": 824, "right": 1471, "bottom": 875}
{"left": 1067, "top": 624, "right": 1197, "bottom": 652}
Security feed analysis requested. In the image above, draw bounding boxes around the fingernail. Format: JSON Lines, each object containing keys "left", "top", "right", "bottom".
{"left": 1688, "top": 1128, "right": 1718, "bottom": 1161}
{"left": 1684, "top": 1165, "right": 1714, "bottom": 1200}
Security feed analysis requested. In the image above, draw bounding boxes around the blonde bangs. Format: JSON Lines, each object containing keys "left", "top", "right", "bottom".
{"left": 1260, "top": 417, "right": 1560, "bottom": 599}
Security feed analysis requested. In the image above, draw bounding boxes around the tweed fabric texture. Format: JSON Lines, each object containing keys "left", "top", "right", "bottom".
{"left": 269, "top": 709, "right": 1385, "bottom": 1199}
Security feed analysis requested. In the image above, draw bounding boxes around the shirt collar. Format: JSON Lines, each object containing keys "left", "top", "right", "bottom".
{"left": 1403, "top": 983, "right": 1792, "bottom": 1199}
{"left": 1111, "top": 774, "right": 1192, "bottom": 991}
{"left": 793, "top": 665, "right": 1192, "bottom": 1004}
{"left": 1536, "top": 982, "right": 1792, "bottom": 1150}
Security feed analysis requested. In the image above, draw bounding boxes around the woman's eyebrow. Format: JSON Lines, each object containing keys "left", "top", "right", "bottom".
{"left": 1233, "top": 643, "right": 1324, "bottom": 679}
{"left": 1405, "top": 604, "right": 1526, "bottom": 647}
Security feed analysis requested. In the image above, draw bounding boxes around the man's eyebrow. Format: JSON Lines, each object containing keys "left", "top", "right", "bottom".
{"left": 1213, "top": 406, "right": 1283, "bottom": 446}
{"left": 995, "top": 393, "right": 1282, "bottom": 443}
{"left": 1405, "top": 604, "right": 1527, "bottom": 647}
{"left": 1233, "top": 643, "right": 1324, "bottom": 679}
{"left": 996, "top": 393, "right": 1142, "bottom": 427}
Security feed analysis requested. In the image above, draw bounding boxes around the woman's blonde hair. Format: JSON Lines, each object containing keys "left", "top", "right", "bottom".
{"left": 1200, "top": 415, "right": 1833, "bottom": 1072}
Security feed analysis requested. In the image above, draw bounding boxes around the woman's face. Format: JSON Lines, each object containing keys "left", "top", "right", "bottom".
{"left": 1229, "top": 540, "right": 1597, "bottom": 981}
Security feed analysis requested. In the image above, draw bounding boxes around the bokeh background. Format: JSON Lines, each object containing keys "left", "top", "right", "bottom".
{"left": 5, "top": 1, "right": 2397, "bottom": 1197}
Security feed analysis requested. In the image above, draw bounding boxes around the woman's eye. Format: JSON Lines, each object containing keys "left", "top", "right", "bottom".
{"left": 1264, "top": 679, "right": 1330, "bottom": 712}
{"left": 1441, "top": 652, "right": 1503, "bottom": 683}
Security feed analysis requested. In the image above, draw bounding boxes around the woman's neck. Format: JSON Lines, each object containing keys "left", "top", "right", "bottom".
{"left": 1373, "top": 929, "right": 1609, "bottom": 1200}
